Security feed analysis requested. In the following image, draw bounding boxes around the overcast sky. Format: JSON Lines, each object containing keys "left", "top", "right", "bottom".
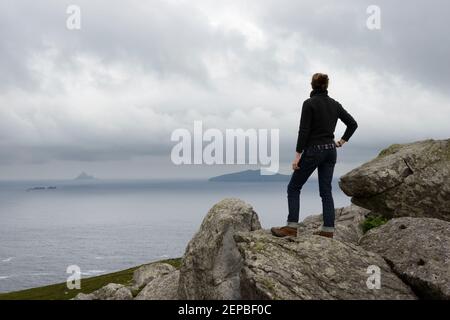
{"left": 0, "top": 0, "right": 449, "bottom": 180}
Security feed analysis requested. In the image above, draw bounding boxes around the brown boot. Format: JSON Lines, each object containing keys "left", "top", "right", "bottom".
{"left": 313, "top": 230, "right": 334, "bottom": 238}
{"left": 271, "top": 226, "right": 297, "bottom": 237}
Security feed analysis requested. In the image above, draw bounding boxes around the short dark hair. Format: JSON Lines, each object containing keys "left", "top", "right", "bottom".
{"left": 311, "top": 73, "right": 329, "bottom": 90}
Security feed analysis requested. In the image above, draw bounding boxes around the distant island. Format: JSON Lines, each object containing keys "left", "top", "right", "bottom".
{"left": 26, "top": 186, "right": 57, "bottom": 192}
{"left": 74, "top": 172, "right": 96, "bottom": 180}
{"left": 209, "top": 169, "right": 290, "bottom": 182}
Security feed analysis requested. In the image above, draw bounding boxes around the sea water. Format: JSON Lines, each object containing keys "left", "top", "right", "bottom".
{"left": 0, "top": 179, "right": 350, "bottom": 292}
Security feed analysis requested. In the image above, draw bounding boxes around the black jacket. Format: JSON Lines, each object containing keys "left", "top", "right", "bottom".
{"left": 296, "top": 89, "right": 358, "bottom": 153}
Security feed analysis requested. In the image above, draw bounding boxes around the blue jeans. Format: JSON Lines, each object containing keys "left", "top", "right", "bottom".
{"left": 287, "top": 146, "right": 337, "bottom": 230}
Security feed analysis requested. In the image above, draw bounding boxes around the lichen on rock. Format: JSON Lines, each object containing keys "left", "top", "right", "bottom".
{"left": 360, "top": 217, "right": 450, "bottom": 299}
{"left": 177, "top": 198, "right": 261, "bottom": 300}
{"left": 339, "top": 139, "right": 450, "bottom": 221}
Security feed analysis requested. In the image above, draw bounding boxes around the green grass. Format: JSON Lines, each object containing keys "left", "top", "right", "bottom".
{"left": 0, "top": 258, "right": 182, "bottom": 300}
{"left": 361, "top": 215, "right": 389, "bottom": 234}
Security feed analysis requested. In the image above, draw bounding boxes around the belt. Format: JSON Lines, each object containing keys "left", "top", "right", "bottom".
{"left": 308, "top": 143, "right": 336, "bottom": 151}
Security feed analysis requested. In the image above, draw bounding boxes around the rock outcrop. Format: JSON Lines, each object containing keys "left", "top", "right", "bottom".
{"left": 132, "top": 263, "right": 176, "bottom": 290}
{"left": 339, "top": 139, "right": 450, "bottom": 221}
{"left": 72, "top": 138, "right": 450, "bottom": 300}
{"left": 73, "top": 262, "right": 178, "bottom": 300}
{"left": 74, "top": 283, "right": 133, "bottom": 300}
{"left": 235, "top": 230, "right": 416, "bottom": 299}
{"left": 74, "top": 196, "right": 449, "bottom": 300}
{"left": 178, "top": 198, "right": 262, "bottom": 300}
{"left": 360, "top": 217, "right": 450, "bottom": 299}
{"left": 298, "top": 204, "right": 369, "bottom": 244}
{"left": 135, "top": 270, "right": 180, "bottom": 300}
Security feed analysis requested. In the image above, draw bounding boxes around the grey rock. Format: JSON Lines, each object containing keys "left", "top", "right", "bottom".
{"left": 298, "top": 204, "right": 369, "bottom": 244}
{"left": 360, "top": 217, "right": 450, "bottom": 299}
{"left": 178, "top": 198, "right": 262, "bottom": 300}
{"left": 73, "top": 283, "right": 133, "bottom": 300}
{"left": 132, "top": 262, "right": 176, "bottom": 290}
{"left": 72, "top": 293, "right": 93, "bottom": 300}
{"left": 235, "top": 230, "right": 416, "bottom": 300}
{"left": 112, "top": 286, "right": 134, "bottom": 300}
{"left": 339, "top": 139, "right": 450, "bottom": 221}
{"left": 135, "top": 270, "right": 180, "bottom": 300}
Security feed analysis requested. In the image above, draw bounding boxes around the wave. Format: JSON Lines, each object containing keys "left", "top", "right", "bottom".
{"left": 0, "top": 276, "right": 10, "bottom": 280}
{"left": 1, "top": 257, "right": 14, "bottom": 262}
{"left": 81, "top": 270, "right": 106, "bottom": 276}
{"left": 94, "top": 256, "right": 123, "bottom": 260}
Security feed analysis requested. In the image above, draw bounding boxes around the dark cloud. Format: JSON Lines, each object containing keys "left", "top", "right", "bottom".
{"left": 258, "top": 0, "right": 450, "bottom": 91}
{"left": 0, "top": 0, "right": 448, "bottom": 178}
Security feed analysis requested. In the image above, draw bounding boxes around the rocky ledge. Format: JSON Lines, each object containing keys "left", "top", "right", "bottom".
{"left": 339, "top": 139, "right": 450, "bottom": 221}
{"left": 74, "top": 139, "right": 450, "bottom": 300}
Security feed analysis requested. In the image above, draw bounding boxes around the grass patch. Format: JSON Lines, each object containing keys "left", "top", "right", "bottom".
{"left": 378, "top": 143, "right": 402, "bottom": 157}
{"left": 0, "top": 257, "right": 182, "bottom": 300}
{"left": 163, "top": 258, "right": 183, "bottom": 269}
{"left": 361, "top": 215, "right": 389, "bottom": 234}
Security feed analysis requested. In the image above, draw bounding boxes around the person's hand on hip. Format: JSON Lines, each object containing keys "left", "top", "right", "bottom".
{"left": 292, "top": 152, "right": 301, "bottom": 170}
{"left": 335, "top": 139, "right": 347, "bottom": 148}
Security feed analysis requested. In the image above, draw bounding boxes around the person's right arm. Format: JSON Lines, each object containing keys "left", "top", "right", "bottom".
{"left": 336, "top": 103, "right": 358, "bottom": 147}
{"left": 293, "top": 101, "right": 312, "bottom": 169}
{"left": 296, "top": 101, "right": 312, "bottom": 153}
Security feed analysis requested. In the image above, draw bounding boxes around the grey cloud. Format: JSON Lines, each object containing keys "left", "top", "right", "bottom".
{"left": 2, "top": 0, "right": 449, "bottom": 91}
{"left": 0, "top": 0, "right": 449, "bottom": 177}
{"left": 257, "top": 0, "right": 450, "bottom": 91}
{"left": 0, "top": 0, "right": 246, "bottom": 91}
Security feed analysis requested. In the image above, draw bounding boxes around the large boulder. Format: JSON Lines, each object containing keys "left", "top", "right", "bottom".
{"left": 131, "top": 262, "right": 176, "bottom": 290}
{"left": 360, "top": 217, "right": 450, "bottom": 299}
{"left": 178, "top": 198, "right": 262, "bottom": 300}
{"left": 235, "top": 230, "right": 416, "bottom": 300}
{"left": 135, "top": 270, "right": 180, "bottom": 300}
{"left": 298, "top": 204, "right": 369, "bottom": 244}
{"left": 339, "top": 139, "right": 450, "bottom": 221}
{"left": 73, "top": 283, "right": 133, "bottom": 300}
{"left": 73, "top": 263, "right": 177, "bottom": 300}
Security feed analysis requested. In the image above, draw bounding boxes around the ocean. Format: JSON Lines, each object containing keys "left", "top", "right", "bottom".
{"left": 0, "top": 178, "right": 350, "bottom": 293}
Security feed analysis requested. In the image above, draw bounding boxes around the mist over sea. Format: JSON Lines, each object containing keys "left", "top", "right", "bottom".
{"left": 0, "top": 178, "right": 350, "bottom": 292}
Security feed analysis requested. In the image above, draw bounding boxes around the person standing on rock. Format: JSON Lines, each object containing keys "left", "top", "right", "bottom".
{"left": 271, "top": 73, "right": 358, "bottom": 239}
